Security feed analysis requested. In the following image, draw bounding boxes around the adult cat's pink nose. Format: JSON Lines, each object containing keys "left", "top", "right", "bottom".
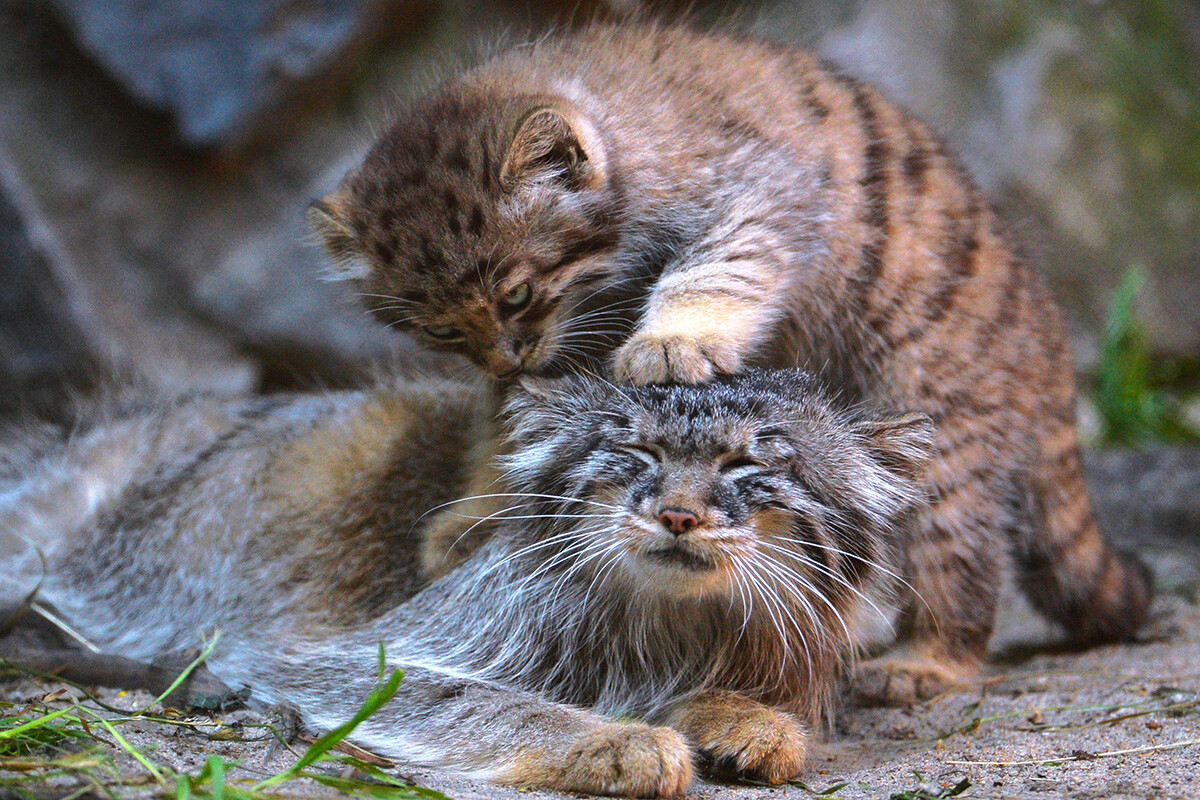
{"left": 658, "top": 507, "right": 700, "bottom": 534}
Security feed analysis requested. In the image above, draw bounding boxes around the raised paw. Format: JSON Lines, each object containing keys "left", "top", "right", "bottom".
{"left": 561, "top": 723, "right": 693, "bottom": 798}
{"left": 666, "top": 693, "right": 806, "bottom": 783}
{"left": 853, "top": 655, "right": 974, "bottom": 707}
{"left": 612, "top": 332, "right": 740, "bottom": 385}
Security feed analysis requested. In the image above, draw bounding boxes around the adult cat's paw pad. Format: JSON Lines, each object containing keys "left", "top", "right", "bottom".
{"left": 613, "top": 333, "right": 739, "bottom": 385}
{"left": 562, "top": 723, "right": 693, "bottom": 798}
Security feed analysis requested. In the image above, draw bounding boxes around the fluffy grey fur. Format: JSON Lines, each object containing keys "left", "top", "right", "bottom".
{"left": 1, "top": 370, "right": 930, "bottom": 794}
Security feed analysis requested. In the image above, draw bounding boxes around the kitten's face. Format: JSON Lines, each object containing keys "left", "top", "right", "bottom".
{"left": 310, "top": 94, "right": 629, "bottom": 378}
{"left": 504, "top": 370, "right": 933, "bottom": 602}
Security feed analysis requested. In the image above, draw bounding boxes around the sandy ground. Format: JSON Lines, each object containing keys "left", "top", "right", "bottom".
{"left": 4, "top": 542, "right": 1199, "bottom": 800}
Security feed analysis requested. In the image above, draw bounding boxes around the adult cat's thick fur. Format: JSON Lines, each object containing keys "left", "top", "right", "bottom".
{"left": 2, "top": 371, "right": 930, "bottom": 795}
{"left": 310, "top": 23, "right": 1153, "bottom": 701}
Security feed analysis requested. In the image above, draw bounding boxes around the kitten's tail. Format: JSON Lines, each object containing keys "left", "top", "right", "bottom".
{"left": 1016, "top": 444, "right": 1154, "bottom": 645}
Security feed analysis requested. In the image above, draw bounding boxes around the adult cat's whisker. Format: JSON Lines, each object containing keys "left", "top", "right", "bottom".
{"left": 765, "top": 534, "right": 936, "bottom": 628}
{"left": 747, "top": 550, "right": 830, "bottom": 649}
{"left": 756, "top": 539, "right": 894, "bottom": 630}
{"left": 728, "top": 563, "right": 755, "bottom": 638}
{"left": 477, "top": 528, "right": 611, "bottom": 584}
{"left": 442, "top": 511, "right": 614, "bottom": 522}
{"left": 767, "top": 534, "right": 913, "bottom": 597}
{"left": 547, "top": 541, "right": 625, "bottom": 617}
{"left": 751, "top": 551, "right": 855, "bottom": 651}
{"left": 413, "top": 492, "right": 621, "bottom": 527}
{"left": 743, "top": 556, "right": 815, "bottom": 686}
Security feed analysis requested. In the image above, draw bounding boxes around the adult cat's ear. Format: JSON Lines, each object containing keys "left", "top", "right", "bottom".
{"left": 853, "top": 412, "right": 934, "bottom": 482}
{"left": 500, "top": 103, "right": 606, "bottom": 192}
{"left": 515, "top": 374, "right": 573, "bottom": 401}
{"left": 507, "top": 374, "right": 600, "bottom": 423}
{"left": 307, "top": 191, "right": 371, "bottom": 281}
{"left": 504, "top": 375, "right": 586, "bottom": 446}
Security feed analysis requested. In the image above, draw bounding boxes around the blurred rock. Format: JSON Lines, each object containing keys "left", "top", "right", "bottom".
{"left": 0, "top": 177, "right": 97, "bottom": 413}
{"left": 0, "top": 0, "right": 607, "bottom": 399}
{"left": 1085, "top": 446, "right": 1200, "bottom": 545}
{"left": 48, "top": 0, "right": 431, "bottom": 149}
{"left": 0, "top": 1, "right": 260, "bottom": 396}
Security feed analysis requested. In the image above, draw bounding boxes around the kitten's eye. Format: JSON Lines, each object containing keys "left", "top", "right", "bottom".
{"left": 500, "top": 282, "right": 532, "bottom": 312}
{"left": 422, "top": 324, "right": 464, "bottom": 342}
{"left": 720, "top": 454, "right": 763, "bottom": 476}
{"left": 620, "top": 443, "right": 662, "bottom": 465}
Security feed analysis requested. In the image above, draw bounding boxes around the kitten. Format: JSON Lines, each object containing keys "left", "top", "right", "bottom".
{"left": 309, "top": 22, "right": 1153, "bottom": 702}
{"left": 2, "top": 370, "right": 930, "bottom": 795}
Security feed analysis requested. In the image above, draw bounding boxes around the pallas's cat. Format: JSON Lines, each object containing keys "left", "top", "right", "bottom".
{"left": 309, "top": 23, "right": 1152, "bottom": 701}
{"left": 3, "top": 371, "right": 929, "bottom": 795}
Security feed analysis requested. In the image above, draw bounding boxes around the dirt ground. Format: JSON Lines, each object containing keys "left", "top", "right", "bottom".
{"left": 4, "top": 541, "right": 1199, "bottom": 800}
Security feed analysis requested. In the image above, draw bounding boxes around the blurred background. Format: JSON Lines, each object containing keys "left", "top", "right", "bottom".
{"left": 0, "top": 0, "right": 1197, "bottom": 451}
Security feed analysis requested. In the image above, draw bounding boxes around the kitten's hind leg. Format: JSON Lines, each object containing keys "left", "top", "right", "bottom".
{"left": 853, "top": 423, "right": 1010, "bottom": 706}
{"left": 663, "top": 690, "right": 806, "bottom": 783}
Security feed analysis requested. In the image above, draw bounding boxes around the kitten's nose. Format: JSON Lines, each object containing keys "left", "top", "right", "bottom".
{"left": 658, "top": 507, "right": 701, "bottom": 535}
{"left": 487, "top": 354, "right": 522, "bottom": 379}
{"left": 516, "top": 334, "right": 540, "bottom": 357}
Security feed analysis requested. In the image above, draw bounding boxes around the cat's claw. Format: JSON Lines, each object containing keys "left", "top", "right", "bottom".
{"left": 559, "top": 723, "right": 694, "bottom": 798}
{"left": 613, "top": 333, "right": 741, "bottom": 385}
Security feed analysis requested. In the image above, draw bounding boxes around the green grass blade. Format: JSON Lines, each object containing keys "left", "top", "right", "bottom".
{"left": 176, "top": 772, "right": 192, "bottom": 800}
{"left": 0, "top": 707, "right": 76, "bottom": 739}
{"left": 85, "top": 711, "right": 164, "bottom": 783}
{"left": 139, "top": 633, "right": 222, "bottom": 714}
{"left": 255, "top": 664, "right": 404, "bottom": 790}
{"left": 208, "top": 755, "right": 226, "bottom": 800}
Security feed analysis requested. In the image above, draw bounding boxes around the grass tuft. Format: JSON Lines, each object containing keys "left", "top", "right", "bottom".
{"left": 1, "top": 646, "right": 448, "bottom": 800}
{"left": 1095, "top": 263, "right": 1200, "bottom": 444}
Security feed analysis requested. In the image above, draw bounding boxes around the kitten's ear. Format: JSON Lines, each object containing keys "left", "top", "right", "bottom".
{"left": 306, "top": 191, "right": 371, "bottom": 281}
{"left": 854, "top": 412, "right": 935, "bottom": 481}
{"left": 500, "top": 103, "right": 605, "bottom": 192}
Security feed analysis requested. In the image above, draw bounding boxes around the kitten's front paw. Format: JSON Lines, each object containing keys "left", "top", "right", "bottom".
{"left": 613, "top": 333, "right": 740, "bottom": 385}
{"left": 853, "top": 655, "right": 974, "bottom": 707}
{"left": 672, "top": 702, "right": 806, "bottom": 783}
{"left": 561, "top": 723, "right": 693, "bottom": 798}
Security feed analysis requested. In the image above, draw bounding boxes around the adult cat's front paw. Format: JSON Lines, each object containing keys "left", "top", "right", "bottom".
{"left": 613, "top": 332, "right": 740, "bottom": 385}
{"left": 560, "top": 723, "right": 693, "bottom": 798}
{"left": 666, "top": 693, "right": 806, "bottom": 783}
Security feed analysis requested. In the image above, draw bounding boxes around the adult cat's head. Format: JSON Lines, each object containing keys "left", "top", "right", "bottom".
{"left": 309, "top": 91, "right": 635, "bottom": 379}
{"left": 499, "top": 369, "right": 933, "bottom": 604}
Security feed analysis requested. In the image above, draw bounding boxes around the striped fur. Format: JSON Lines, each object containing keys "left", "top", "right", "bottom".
{"left": 313, "top": 23, "right": 1154, "bottom": 701}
